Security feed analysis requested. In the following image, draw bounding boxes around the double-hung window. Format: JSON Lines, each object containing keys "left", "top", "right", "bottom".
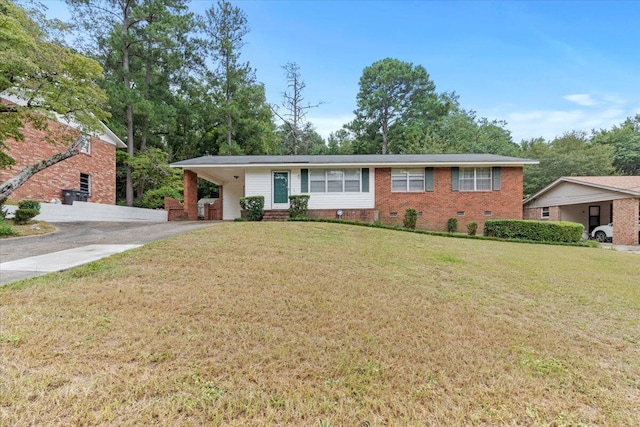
{"left": 391, "top": 168, "right": 425, "bottom": 192}
{"left": 309, "top": 169, "right": 361, "bottom": 192}
{"left": 456, "top": 167, "right": 494, "bottom": 191}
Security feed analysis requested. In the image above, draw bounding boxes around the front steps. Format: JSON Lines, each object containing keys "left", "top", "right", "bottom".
{"left": 262, "top": 210, "right": 289, "bottom": 221}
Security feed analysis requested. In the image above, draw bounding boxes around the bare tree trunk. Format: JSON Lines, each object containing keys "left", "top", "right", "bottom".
{"left": 123, "top": 3, "right": 135, "bottom": 207}
{"left": 0, "top": 137, "right": 82, "bottom": 203}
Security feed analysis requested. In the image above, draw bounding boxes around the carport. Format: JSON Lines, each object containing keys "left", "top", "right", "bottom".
{"left": 523, "top": 176, "right": 640, "bottom": 245}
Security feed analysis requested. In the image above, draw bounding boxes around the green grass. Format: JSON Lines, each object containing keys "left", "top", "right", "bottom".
{"left": 1, "top": 222, "right": 639, "bottom": 426}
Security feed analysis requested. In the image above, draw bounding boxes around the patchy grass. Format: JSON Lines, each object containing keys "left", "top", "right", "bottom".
{"left": 1, "top": 222, "right": 639, "bottom": 425}
{"left": 0, "top": 220, "right": 56, "bottom": 238}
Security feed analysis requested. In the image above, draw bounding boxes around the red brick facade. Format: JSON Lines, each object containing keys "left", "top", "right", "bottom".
{"left": 612, "top": 198, "right": 639, "bottom": 245}
{"left": 307, "top": 208, "right": 378, "bottom": 222}
{"left": 523, "top": 206, "right": 560, "bottom": 221}
{"left": 183, "top": 170, "right": 198, "bottom": 220}
{"left": 0, "top": 118, "right": 117, "bottom": 204}
{"left": 374, "top": 167, "right": 524, "bottom": 232}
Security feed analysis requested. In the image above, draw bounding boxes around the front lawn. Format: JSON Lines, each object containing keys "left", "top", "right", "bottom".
{"left": 1, "top": 222, "right": 638, "bottom": 425}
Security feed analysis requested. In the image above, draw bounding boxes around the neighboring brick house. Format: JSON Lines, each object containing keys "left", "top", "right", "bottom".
{"left": 0, "top": 97, "right": 126, "bottom": 205}
{"left": 170, "top": 154, "right": 537, "bottom": 233}
{"left": 523, "top": 176, "right": 640, "bottom": 245}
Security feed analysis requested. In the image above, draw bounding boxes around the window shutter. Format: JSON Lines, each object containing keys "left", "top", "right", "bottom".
{"left": 451, "top": 167, "right": 459, "bottom": 192}
{"left": 425, "top": 167, "right": 434, "bottom": 191}
{"left": 492, "top": 167, "right": 501, "bottom": 191}
{"left": 361, "top": 168, "right": 369, "bottom": 192}
{"left": 301, "top": 169, "right": 309, "bottom": 193}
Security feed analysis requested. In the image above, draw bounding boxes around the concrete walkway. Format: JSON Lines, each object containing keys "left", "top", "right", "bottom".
{"left": 0, "top": 221, "right": 213, "bottom": 285}
{"left": 0, "top": 244, "right": 141, "bottom": 282}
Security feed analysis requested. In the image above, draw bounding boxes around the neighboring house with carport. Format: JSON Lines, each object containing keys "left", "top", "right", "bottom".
{"left": 523, "top": 176, "right": 640, "bottom": 245}
{"left": 0, "top": 95, "right": 126, "bottom": 205}
{"left": 170, "top": 154, "right": 537, "bottom": 233}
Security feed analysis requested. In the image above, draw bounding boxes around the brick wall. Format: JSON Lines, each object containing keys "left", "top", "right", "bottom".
{"left": 307, "top": 208, "right": 378, "bottom": 222}
{"left": 523, "top": 206, "right": 560, "bottom": 221}
{"left": 612, "top": 198, "right": 639, "bottom": 245}
{"left": 375, "top": 167, "right": 524, "bottom": 232}
{"left": 0, "top": 118, "right": 117, "bottom": 204}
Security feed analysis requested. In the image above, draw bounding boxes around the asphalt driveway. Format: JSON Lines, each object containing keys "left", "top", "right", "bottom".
{"left": 0, "top": 221, "right": 213, "bottom": 285}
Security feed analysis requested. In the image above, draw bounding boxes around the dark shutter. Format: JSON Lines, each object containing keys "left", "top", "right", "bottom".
{"left": 301, "top": 168, "right": 309, "bottom": 193}
{"left": 362, "top": 168, "right": 369, "bottom": 192}
{"left": 451, "top": 167, "right": 459, "bottom": 192}
{"left": 425, "top": 167, "right": 434, "bottom": 191}
{"left": 492, "top": 167, "right": 501, "bottom": 191}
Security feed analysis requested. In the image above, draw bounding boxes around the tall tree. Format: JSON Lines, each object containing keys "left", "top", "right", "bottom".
{"left": 273, "top": 62, "right": 322, "bottom": 154}
{"left": 349, "top": 58, "right": 445, "bottom": 154}
{"left": 591, "top": 115, "right": 640, "bottom": 175}
{"left": 0, "top": 0, "right": 108, "bottom": 201}
{"left": 67, "top": 0, "right": 197, "bottom": 205}
{"left": 520, "top": 131, "right": 617, "bottom": 197}
{"left": 203, "top": 0, "right": 277, "bottom": 155}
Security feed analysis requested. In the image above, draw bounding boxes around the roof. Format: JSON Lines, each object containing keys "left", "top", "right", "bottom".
{"left": 1, "top": 94, "right": 126, "bottom": 148}
{"left": 524, "top": 176, "right": 640, "bottom": 205}
{"left": 171, "top": 154, "right": 538, "bottom": 168}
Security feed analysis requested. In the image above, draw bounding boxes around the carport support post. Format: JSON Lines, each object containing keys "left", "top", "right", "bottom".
{"left": 612, "top": 198, "right": 639, "bottom": 245}
{"left": 184, "top": 170, "right": 198, "bottom": 221}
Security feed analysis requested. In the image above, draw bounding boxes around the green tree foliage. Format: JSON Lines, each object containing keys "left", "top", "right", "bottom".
{"left": 0, "top": 0, "right": 108, "bottom": 201}
{"left": 591, "top": 115, "right": 640, "bottom": 175}
{"left": 67, "top": 0, "right": 197, "bottom": 205}
{"left": 349, "top": 58, "right": 448, "bottom": 154}
{"left": 277, "top": 122, "right": 326, "bottom": 155}
{"left": 326, "top": 129, "right": 354, "bottom": 155}
{"left": 203, "top": 0, "right": 277, "bottom": 156}
{"left": 433, "top": 109, "right": 518, "bottom": 156}
{"left": 520, "top": 131, "right": 616, "bottom": 197}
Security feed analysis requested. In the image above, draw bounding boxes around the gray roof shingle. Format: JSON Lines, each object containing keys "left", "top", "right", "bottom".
{"left": 171, "top": 154, "right": 537, "bottom": 167}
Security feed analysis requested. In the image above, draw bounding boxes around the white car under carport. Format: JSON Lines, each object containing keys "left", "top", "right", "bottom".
{"left": 591, "top": 221, "right": 640, "bottom": 242}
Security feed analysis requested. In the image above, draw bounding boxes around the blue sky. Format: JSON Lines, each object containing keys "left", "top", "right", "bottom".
{"left": 42, "top": 0, "right": 640, "bottom": 143}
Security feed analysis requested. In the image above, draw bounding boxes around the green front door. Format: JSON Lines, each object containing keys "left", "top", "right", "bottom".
{"left": 273, "top": 171, "right": 289, "bottom": 205}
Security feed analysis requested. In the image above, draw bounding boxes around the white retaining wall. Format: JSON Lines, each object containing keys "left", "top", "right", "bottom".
{"left": 6, "top": 201, "right": 167, "bottom": 222}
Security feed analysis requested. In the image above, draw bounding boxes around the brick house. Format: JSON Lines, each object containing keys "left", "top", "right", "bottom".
{"left": 523, "top": 176, "right": 640, "bottom": 245}
{"left": 0, "top": 97, "right": 126, "bottom": 205}
{"left": 170, "top": 154, "right": 537, "bottom": 232}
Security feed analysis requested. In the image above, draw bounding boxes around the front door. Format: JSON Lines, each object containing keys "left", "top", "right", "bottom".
{"left": 589, "top": 205, "right": 600, "bottom": 233}
{"left": 273, "top": 171, "right": 289, "bottom": 208}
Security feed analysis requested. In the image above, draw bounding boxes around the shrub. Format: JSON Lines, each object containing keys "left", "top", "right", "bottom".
{"left": 239, "top": 195, "right": 265, "bottom": 221}
{"left": 18, "top": 200, "right": 40, "bottom": 213}
{"left": 134, "top": 186, "right": 183, "bottom": 209}
{"left": 14, "top": 208, "right": 38, "bottom": 225}
{"left": 403, "top": 208, "right": 418, "bottom": 229}
{"left": 467, "top": 222, "right": 478, "bottom": 236}
{"left": 0, "top": 201, "right": 7, "bottom": 220}
{"left": 483, "top": 220, "right": 584, "bottom": 243}
{"left": 447, "top": 217, "right": 458, "bottom": 233}
{"left": 288, "top": 195, "right": 310, "bottom": 218}
{"left": 0, "top": 218, "right": 17, "bottom": 237}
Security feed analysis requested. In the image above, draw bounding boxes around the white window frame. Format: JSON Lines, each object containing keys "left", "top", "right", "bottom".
{"left": 541, "top": 207, "right": 550, "bottom": 219}
{"left": 80, "top": 173, "right": 91, "bottom": 195}
{"left": 391, "top": 168, "right": 425, "bottom": 192}
{"left": 79, "top": 134, "right": 91, "bottom": 154}
{"left": 459, "top": 167, "right": 492, "bottom": 192}
{"left": 309, "top": 169, "right": 361, "bottom": 193}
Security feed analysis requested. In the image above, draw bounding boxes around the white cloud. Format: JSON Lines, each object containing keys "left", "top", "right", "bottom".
{"left": 306, "top": 114, "right": 355, "bottom": 139}
{"left": 563, "top": 94, "right": 598, "bottom": 107}
{"left": 487, "top": 93, "right": 638, "bottom": 143}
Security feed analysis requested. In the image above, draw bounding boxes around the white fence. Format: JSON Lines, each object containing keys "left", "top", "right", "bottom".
{"left": 6, "top": 201, "right": 167, "bottom": 222}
